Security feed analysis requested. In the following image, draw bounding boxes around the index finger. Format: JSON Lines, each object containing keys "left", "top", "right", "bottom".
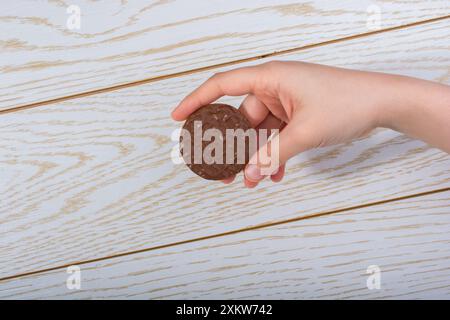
{"left": 171, "top": 65, "right": 261, "bottom": 121}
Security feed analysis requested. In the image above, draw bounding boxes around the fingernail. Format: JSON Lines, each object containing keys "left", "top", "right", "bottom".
{"left": 245, "top": 164, "right": 264, "bottom": 182}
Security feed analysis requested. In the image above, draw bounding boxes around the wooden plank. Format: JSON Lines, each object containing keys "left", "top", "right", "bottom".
{"left": 0, "top": 19, "right": 449, "bottom": 280}
{"left": 2, "top": 191, "right": 449, "bottom": 299}
{"left": 1, "top": 1, "right": 449, "bottom": 111}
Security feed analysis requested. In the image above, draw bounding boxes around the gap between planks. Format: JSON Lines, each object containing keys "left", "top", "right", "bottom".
{"left": 1, "top": 186, "right": 449, "bottom": 283}
{"left": 1, "top": 14, "right": 449, "bottom": 116}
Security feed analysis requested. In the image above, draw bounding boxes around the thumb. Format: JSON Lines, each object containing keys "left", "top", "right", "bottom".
{"left": 244, "top": 124, "right": 310, "bottom": 182}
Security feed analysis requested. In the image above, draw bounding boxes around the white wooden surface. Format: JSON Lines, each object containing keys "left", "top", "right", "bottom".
{"left": 1, "top": 19, "right": 449, "bottom": 282}
{"left": 1, "top": 0, "right": 449, "bottom": 111}
{"left": 2, "top": 191, "right": 449, "bottom": 299}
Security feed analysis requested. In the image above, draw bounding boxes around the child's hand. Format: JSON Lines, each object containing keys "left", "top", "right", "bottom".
{"left": 172, "top": 61, "right": 450, "bottom": 188}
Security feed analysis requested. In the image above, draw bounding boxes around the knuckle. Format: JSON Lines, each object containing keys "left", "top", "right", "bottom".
{"left": 207, "top": 72, "right": 224, "bottom": 93}
{"left": 262, "top": 60, "right": 282, "bottom": 71}
{"left": 257, "top": 61, "right": 283, "bottom": 89}
{"left": 210, "top": 71, "right": 224, "bottom": 81}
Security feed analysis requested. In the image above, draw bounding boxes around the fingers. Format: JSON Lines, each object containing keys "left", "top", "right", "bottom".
{"left": 222, "top": 112, "right": 286, "bottom": 187}
{"left": 270, "top": 164, "right": 285, "bottom": 183}
{"left": 243, "top": 113, "right": 286, "bottom": 187}
{"left": 244, "top": 179, "right": 259, "bottom": 188}
{"left": 238, "top": 94, "right": 269, "bottom": 128}
{"left": 171, "top": 66, "right": 261, "bottom": 121}
{"left": 221, "top": 96, "right": 267, "bottom": 185}
{"left": 245, "top": 123, "right": 307, "bottom": 182}
{"left": 222, "top": 176, "right": 235, "bottom": 184}
{"left": 254, "top": 111, "right": 284, "bottom": 136}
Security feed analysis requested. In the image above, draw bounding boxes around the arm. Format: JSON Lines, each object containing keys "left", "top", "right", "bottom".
{"left": 172, "top": 61, "right": 450, "bottom": 187}
{"left": 378, "top": 75, "right": 450, "bottom": 153}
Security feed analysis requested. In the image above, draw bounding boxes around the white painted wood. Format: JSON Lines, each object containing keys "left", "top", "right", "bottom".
{"left": 2, "top": 191, "right": 449, "bottom": 299}
{"left": 0, "top": 0, "right": 449, "bottom": 111}
{"left": 0, "top": 19, "right": 449, "bottom": 280}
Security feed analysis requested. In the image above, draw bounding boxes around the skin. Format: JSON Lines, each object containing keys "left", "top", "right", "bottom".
{"left": 172, "top": 61, "right": 450, "bottom": 188}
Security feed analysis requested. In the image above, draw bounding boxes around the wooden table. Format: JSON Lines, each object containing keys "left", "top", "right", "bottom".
{"left": 1, "top": 1, "right": 449, "bottom": 299}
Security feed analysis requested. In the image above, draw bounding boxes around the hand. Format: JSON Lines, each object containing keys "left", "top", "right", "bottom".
{"left": 172, "top": 61, "right": 450, "bottom": 187}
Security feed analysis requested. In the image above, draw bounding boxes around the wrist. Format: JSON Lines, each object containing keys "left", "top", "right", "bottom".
{"left": 375, "top": 74, "right": 450, "bottom": 153}
{"left": 375, "top": 74, "right": 424, "bottom": 131}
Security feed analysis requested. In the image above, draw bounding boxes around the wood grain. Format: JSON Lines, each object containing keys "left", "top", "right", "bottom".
{"left": 1, "top": 0, "right": 449, "bottom": 111}
{"left": 0, "top": 19, "right": 449, "bottom": 280}
{"left": 2, "top": 191, "right": 449, "bottom": 299}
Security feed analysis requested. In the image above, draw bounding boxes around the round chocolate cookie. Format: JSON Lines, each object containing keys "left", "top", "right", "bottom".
{"left": 180, "top": 103, "right": 252, "bottom": 180}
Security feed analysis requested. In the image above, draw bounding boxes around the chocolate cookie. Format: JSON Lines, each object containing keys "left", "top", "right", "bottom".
{"left": 180, "top": 103, "right": 253, "bottom": 180}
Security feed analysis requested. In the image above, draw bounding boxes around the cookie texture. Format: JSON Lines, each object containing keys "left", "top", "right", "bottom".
{"left": 180, "top": 103, "right": 252, "bottom": 180}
